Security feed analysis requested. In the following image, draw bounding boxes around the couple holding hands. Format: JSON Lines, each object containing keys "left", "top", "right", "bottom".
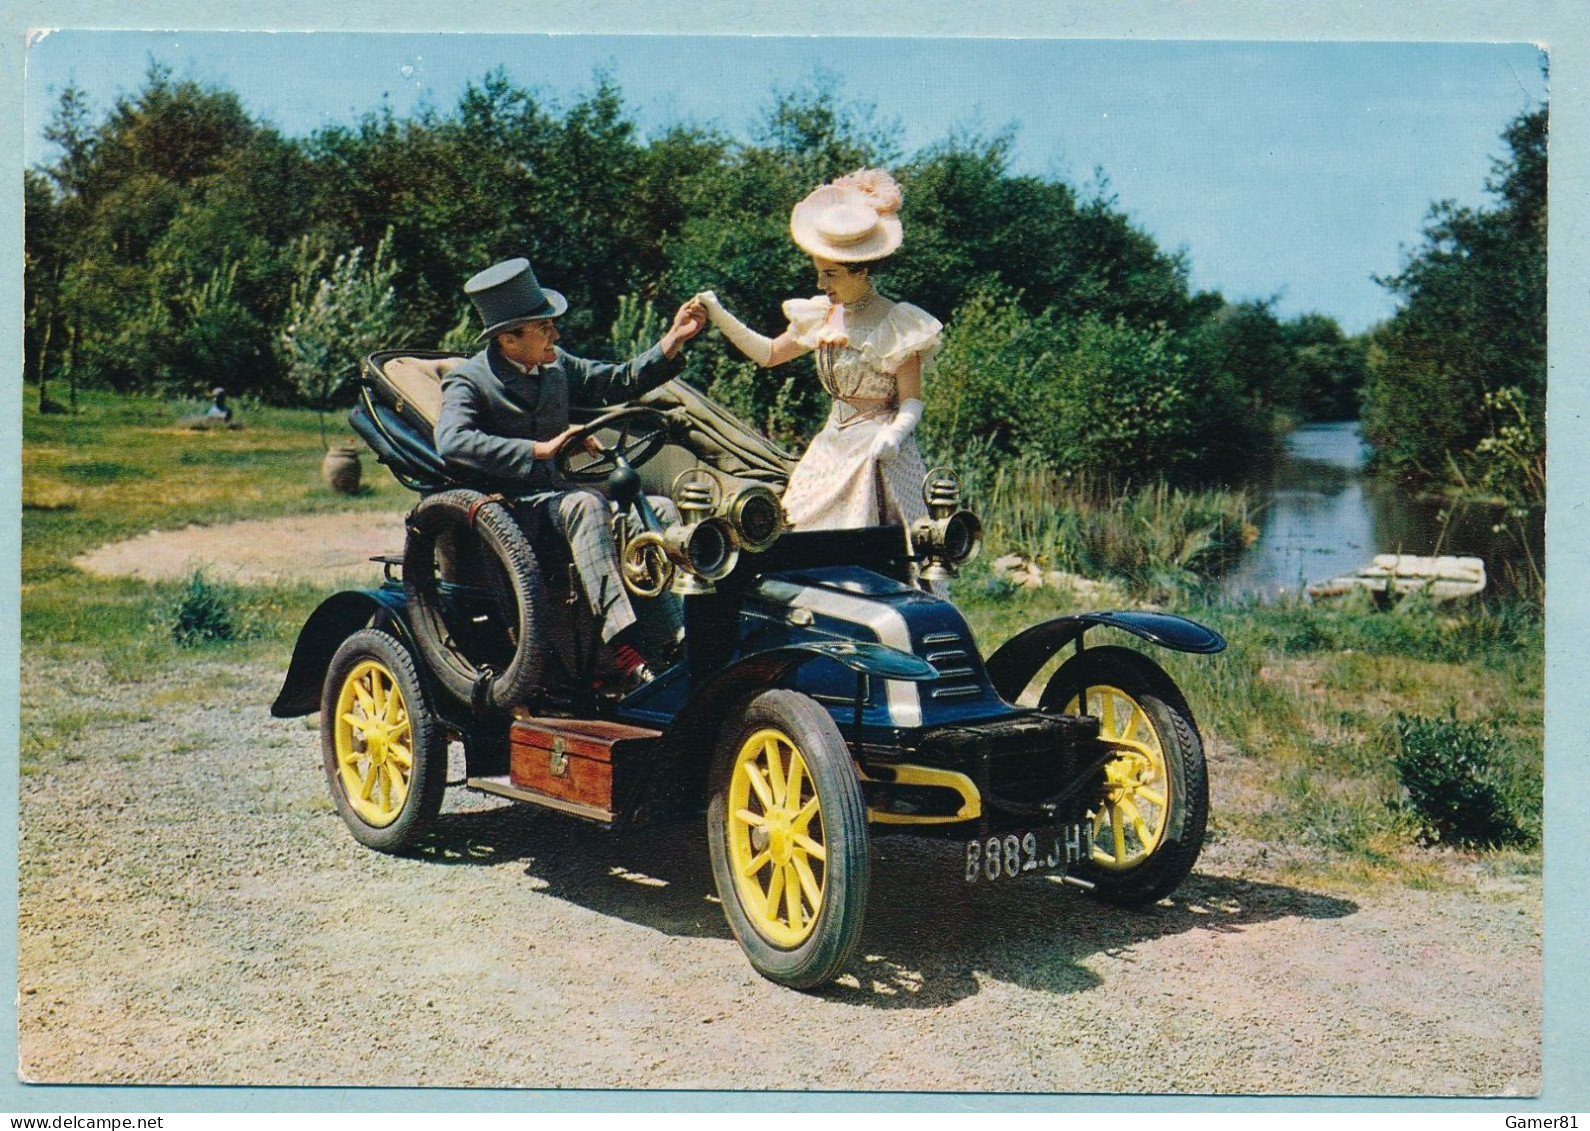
{"left": 436, "top": 168, "right": 940, "bottom": 688}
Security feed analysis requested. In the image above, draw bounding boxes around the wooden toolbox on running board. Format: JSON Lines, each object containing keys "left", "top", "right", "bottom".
{"left": 508, "top": 717, "right": 663, "bottom": 820}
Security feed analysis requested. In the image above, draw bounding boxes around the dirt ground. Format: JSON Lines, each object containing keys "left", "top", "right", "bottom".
{"left": 72, "top": 510, "right": 412, "bottom": 585}
{"left": 19, "top": 516, "right": 1544, "bottom": 1096}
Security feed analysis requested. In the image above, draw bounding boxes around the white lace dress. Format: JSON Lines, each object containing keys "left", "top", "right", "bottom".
{"left": 778, "top": 294, "right": 943, "bottom": 530}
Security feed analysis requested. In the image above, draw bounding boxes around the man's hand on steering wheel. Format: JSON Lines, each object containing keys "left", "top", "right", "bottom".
{"left": 538, "top": 423, "right": 599, "bottom": 463}
{"left": 553, "top": 406, "right": 672, "bottom": 486}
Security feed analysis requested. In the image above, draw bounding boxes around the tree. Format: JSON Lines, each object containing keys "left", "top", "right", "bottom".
{"left": 277, "top": 231, "right": 402, "bottom": 445}
{"left": 24, "top": 59, "right": 1315, "bottom": 486}
{"left": 32, "top": 64, "right": 305, "bottom": 396}
{"left": 1279, "top": 313, "right": 1367, "bottom": 422}
{"left": 24, "top": 170, "right": 66, "bottom": 410}
{"left": 1361, "top": 103, "right": 1546, "bottom": 489}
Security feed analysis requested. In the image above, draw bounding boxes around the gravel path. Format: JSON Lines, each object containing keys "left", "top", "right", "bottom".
{"left": 18, "top": 647, "right": 1542, "bottom": 1095}
{"left": 72, "top": 511, "right": 410, "bottom": 585}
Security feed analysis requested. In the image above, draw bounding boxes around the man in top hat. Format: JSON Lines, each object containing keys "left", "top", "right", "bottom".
{"left": 435, "top": 257, "right": 705, "bottom": 692}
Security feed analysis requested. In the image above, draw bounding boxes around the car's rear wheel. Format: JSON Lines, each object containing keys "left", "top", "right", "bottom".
{"left": 707, "top": 690, "right": 869, "bottom": 989}
{"left": 1040, "top": 646, "right": 1208, "bottom": 906}
{"left": 321, "top": 628, "right": 446, "bottom": 853}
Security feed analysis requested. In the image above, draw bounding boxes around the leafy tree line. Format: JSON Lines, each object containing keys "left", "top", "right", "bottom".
{"left": 27, "top": 63, "right": 1365, "bottom": 486}
{"left": 1361, "top": 103, "right": 1546, "bottom": 508}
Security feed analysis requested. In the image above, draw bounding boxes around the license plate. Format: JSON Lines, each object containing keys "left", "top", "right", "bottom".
{"left": 963, "top": 825, "right": 1091, "bottom": 883}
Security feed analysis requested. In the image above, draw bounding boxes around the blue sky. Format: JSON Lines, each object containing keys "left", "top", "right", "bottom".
{"left": 24, "top": 32, "right": 1544, "bottom": 334}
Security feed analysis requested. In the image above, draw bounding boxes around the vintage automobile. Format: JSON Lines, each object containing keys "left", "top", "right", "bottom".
{"left": 271, "top": 350, "right": 1226, "bottom": 989}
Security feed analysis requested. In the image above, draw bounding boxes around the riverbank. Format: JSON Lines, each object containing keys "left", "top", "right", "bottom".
{"left": 1222, "top": 419, "right": 1544, "bottom": 602}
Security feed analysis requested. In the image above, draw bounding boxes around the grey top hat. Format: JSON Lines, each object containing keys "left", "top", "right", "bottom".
{"left": 464, "top": 257, "right": 569, "bottom": 342}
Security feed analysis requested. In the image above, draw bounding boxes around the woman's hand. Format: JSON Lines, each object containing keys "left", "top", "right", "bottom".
{"left": 693, "top": 290, "right": 776, "bottom": 366}
{"left": 871, "top": 397, "right": 924, "bottom": 463}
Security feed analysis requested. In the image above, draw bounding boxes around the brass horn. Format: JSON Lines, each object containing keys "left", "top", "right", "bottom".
{"left": 619, "top": 529, "right": 673, "bottom": 598}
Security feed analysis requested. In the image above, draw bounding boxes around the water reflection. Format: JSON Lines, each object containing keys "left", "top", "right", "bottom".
{"left": 1218, "top": 421, "right": 1542, "bottom": 600}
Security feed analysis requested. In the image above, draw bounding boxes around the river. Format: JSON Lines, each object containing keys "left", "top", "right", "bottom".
{"left": 1217, "top": 420, "right": 1543, "bottom": 600}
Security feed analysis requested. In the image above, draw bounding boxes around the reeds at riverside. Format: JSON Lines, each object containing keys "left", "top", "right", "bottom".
{"left": 965, "top": 461, "right": 1256, "bottom": 597}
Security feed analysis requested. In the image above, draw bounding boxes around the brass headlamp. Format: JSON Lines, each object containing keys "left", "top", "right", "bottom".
{"left": 910, "top": 468, "right": 983, "bottom": 582}
{"left": 718, "top": 482, "right": 786, "bottom": 553}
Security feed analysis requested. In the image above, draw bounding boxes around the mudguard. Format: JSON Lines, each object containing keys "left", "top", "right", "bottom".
{"left": 983, "top": 610, "right": 1226, "bottom": 704}
{"left": 661, "top": 641, "right": 935, "bottom": 750}
{"left": 616, "top": 641, "right": 937, "bottom": 826}
{"left": 270, "top": 588, "right": 412, "bottom": 717}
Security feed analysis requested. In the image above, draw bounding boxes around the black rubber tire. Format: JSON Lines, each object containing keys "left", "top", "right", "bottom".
{"left": 706, "top": 690, "right": 870, "bottom": 990}
{"left": 320, "top": 628, "right": 447, "bottom": 854}
{"left": 403, "top": 489, "right": 546, "bottom": 711}
{"left": 1040, "top": 646, "right": 1209, "bottom": 907}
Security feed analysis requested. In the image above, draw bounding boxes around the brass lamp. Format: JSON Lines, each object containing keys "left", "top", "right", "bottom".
{"left": 665, "top": 469, "right": 741, "bottom": 595}
{"left": 911, "top": 468, "right": 983, "bottom": 582}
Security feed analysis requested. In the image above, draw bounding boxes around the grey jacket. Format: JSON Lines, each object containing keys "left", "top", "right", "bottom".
{"left": 434, "top": 340, "right": 681, "bottom": 490}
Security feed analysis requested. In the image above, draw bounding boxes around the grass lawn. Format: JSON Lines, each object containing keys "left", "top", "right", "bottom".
{"left": 22, "top": 386, "right": 410, "bottom": 662}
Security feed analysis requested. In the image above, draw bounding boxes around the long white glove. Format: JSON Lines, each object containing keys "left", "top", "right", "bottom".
{"left": 871, "top": 398, "right": 923, "bottom": 462}
{"left": 696, "top": 290, "right": 773, "bottom": 367}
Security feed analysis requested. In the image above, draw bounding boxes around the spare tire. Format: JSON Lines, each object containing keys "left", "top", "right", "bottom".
{"left": 403, "top": 488, "right": 546, "bottom": 711}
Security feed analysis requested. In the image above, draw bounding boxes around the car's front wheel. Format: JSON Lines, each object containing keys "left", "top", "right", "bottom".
{"left": 320, "top": 628, "right": 447, "bottom": 853}
{"left": 1040, "top": 646, "right": 1208, "bottom": 907}
{"left": 706, "top": 690, "right": 869, "bottom": 989}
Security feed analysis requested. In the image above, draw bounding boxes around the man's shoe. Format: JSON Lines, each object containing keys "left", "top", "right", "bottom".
{"left": 602, "top": 644, "right": 655, "bottom": 698}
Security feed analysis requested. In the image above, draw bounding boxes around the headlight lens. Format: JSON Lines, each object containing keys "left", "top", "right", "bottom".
{"left": 725, "top": 486, "right": 786, "bottom": 553}
{"left": 941, "top": 511, "right": 982, "bottom": 565}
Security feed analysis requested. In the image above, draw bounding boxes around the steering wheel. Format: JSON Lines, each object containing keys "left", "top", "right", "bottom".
{"left": 554, "top": 406, "right": 672, "bottom": 485}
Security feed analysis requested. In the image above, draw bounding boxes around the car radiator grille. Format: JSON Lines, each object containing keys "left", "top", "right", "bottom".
{"left": 910, "top": 711, "right": 1104, "bottom": 819}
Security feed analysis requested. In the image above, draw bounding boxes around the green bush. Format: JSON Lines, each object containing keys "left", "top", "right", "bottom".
{"left": 1037, "top": 314, "right": 1202, "bottom": 482}
{"left": 169, "top": 571, "right": 248, "bottom": 646}
{"left": 919, "top": 285, "right": 1052, "bottom": 465}
{"left": 921, "top": 292, "right": 1209, "bottom": 486}
{"left": 1391, "top": 710, "right": 1537, "bottom": 848}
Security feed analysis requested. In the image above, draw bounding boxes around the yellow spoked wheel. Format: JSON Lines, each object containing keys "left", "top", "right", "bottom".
{"left": 725, "top": 727, "right": 827, "bottom": 947}
{"left": 321, "top": 629, "right": 446, "bottom": 853}
{"left": 1041, "top": 646, "right": 1208, "bottom": 907}
{"left": 1064, "top": 684, "right": 1170, "bottom": 871}
{"left": 708, "top": 690, "right": 870, "bottom": 989}
{"left": 333, "top": 658, "right": 416, "bottom": 828}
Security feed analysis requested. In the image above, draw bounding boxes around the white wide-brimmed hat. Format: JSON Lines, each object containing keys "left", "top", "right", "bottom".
{"left": 790, "top": 169, "right": 904, "bottom": 262}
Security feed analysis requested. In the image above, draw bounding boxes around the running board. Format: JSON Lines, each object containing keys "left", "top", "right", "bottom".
{"left": 466, "top": 774, "right": 615, "bottom": 824}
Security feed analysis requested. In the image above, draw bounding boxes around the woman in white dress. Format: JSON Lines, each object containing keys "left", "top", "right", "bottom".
{"left": 695, "top": 169, "right": 942, "bottom": 531}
